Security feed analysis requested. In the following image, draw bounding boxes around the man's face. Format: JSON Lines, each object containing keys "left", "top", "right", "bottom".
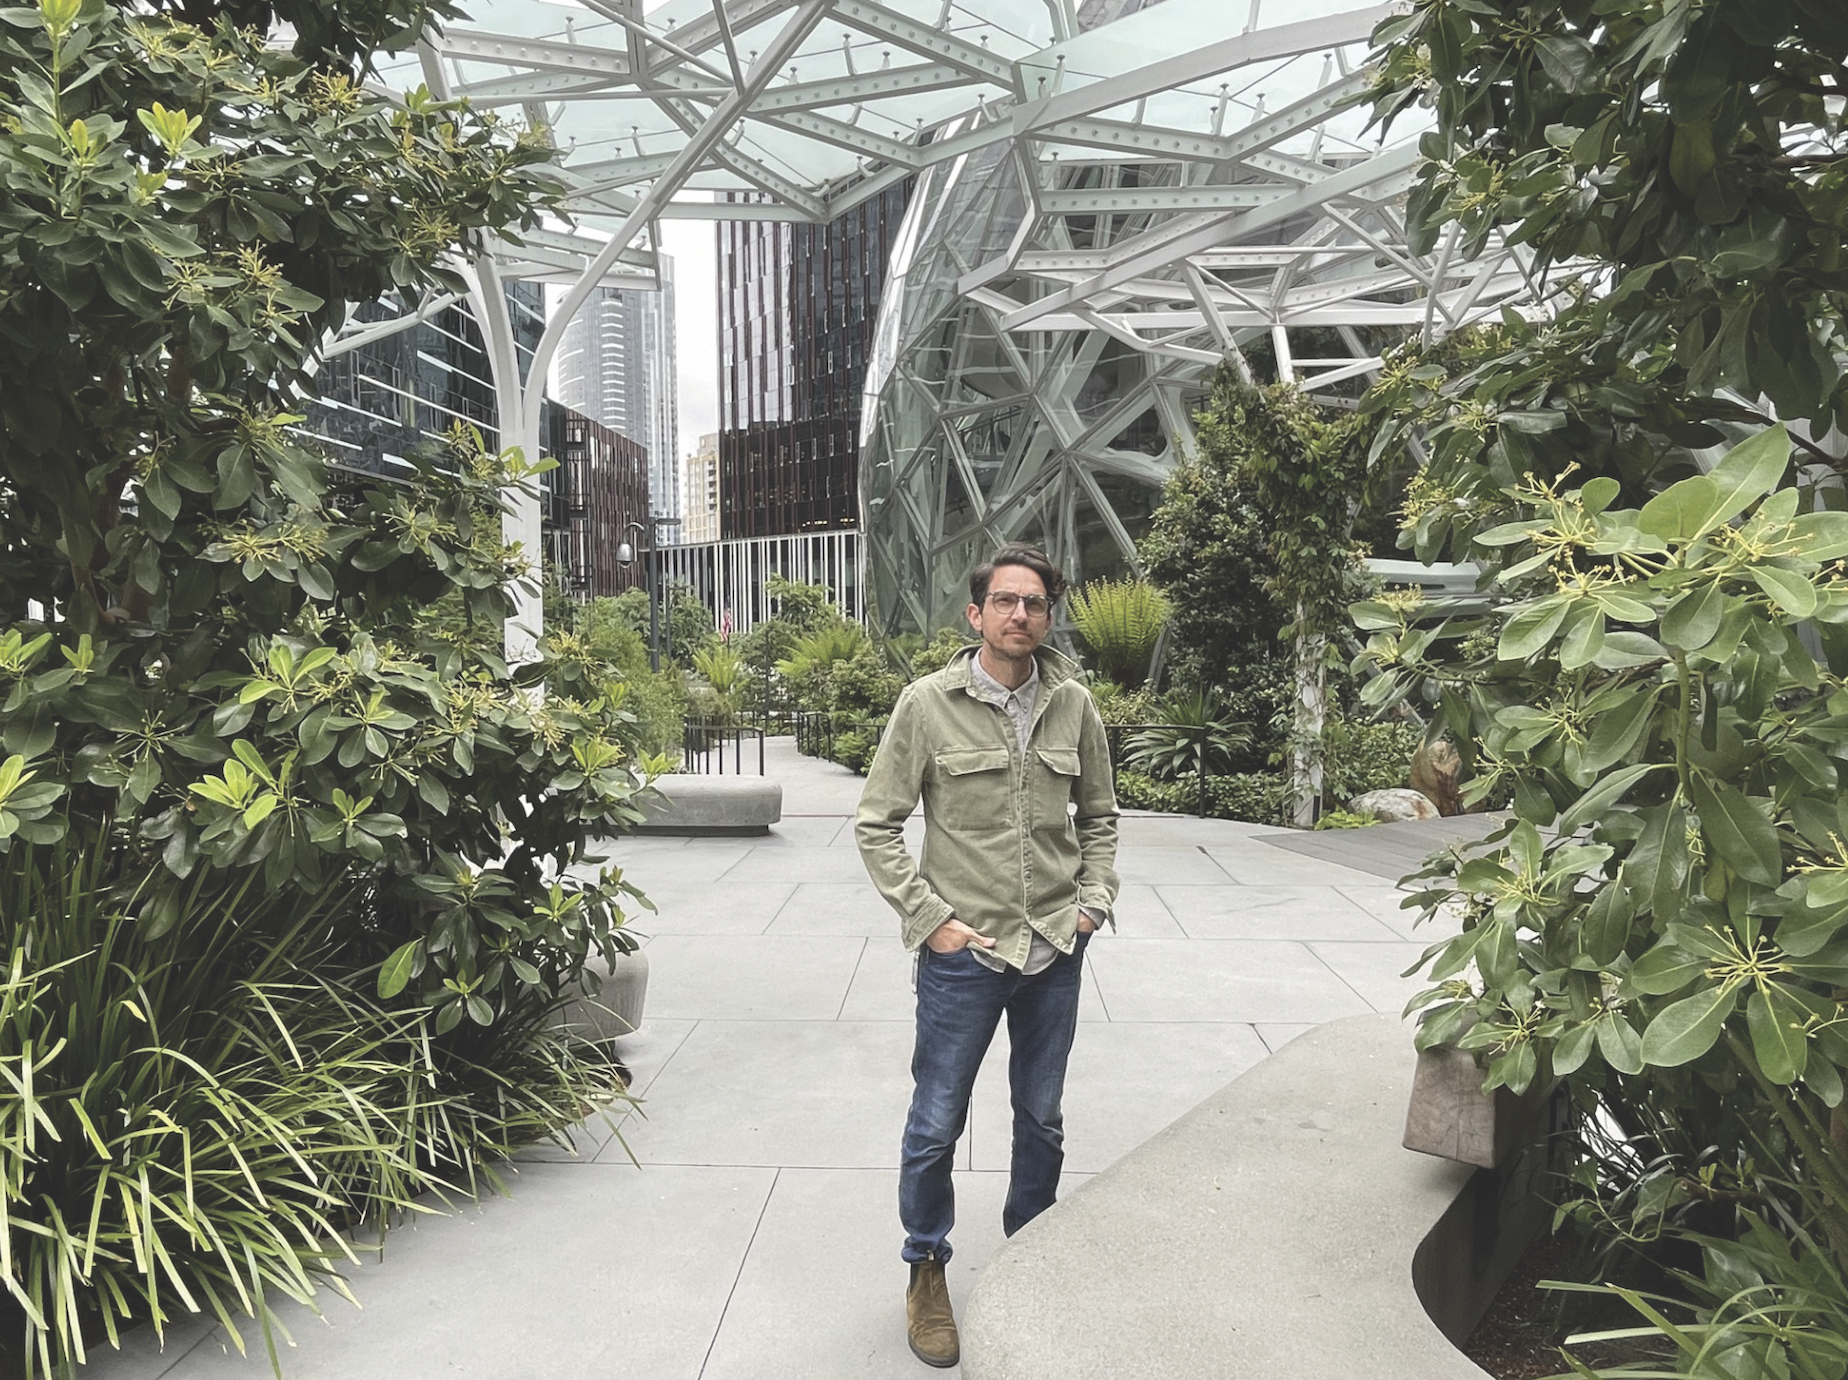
{"left": 967, "top": 563, "right": 1052, "bottom": 663}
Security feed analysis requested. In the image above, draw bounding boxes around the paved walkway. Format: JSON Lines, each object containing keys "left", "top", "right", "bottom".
{"left": 89, "top": 740, "right": 1470, "bottom": 1380}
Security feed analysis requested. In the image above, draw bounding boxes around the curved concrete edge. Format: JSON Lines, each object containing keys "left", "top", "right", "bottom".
{"left": 961, "top": 1013, "right": 1495, "bottom": 1380}
{"left": 634, "top": 773, "right": 783, "bottom": 835}
{"left": 551, "top": 948, "right": 649, "bottom": 1041}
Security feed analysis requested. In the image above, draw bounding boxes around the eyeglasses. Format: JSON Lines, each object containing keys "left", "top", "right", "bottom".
{"left": 985, "top": 592, "right": 1052, "bottom": 618}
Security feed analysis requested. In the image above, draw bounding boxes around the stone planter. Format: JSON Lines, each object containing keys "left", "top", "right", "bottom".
{"left": 552, "top": 946, "right": 649, "bottom": 1044}
{"left": 1401, "top": 1041, "right": 1552, "bottom": 1170}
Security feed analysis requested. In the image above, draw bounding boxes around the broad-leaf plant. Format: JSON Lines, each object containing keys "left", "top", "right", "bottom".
{"left": 0, "top": 0, "right": 654, "bottom": 1032}
{"left": 1354, "top": 424, "right": 1848, "bottom": 1249}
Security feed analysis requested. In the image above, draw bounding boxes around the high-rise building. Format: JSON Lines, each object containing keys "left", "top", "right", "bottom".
{"left": 305, "top": 282, "right": 544, "bottom": 479}
{"left": 546, "top": 403, "right": 650, "bottom": 600}
{"left": 717, "top": 183, "right": 909, "bottom": 540}
{"left": 298, "top": 287, "right": 647, "bottom": 603}
{"left": 555, "top": 262, "right": 680, "bottom": 523}
{"left": 681, "top": 432, "right": 720, "bottom": 545}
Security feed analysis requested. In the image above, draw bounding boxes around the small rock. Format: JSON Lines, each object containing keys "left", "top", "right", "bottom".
{"left": 1348, "top": 788, "right": 1439, "bottom": 823}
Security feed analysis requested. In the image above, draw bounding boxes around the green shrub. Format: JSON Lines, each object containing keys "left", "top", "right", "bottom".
{"left": 905, "top": 627, "right": 971, "bottom": 678}
{"left": 1089, "top": 680, "right": 1167, "bottom": 727}
{"left": 829, "top": 724, "right": 882, "bottom": 775}
{"left": 781, "top": 628, "right": 903, "bottom": 773}
{"left": 602, "top": 581, "right": 717, "bottom": 666}
{"left": 0, "top": 839, "right": 629, "bottom": 1376}
{"left": 1313, "top": 808, "right": 1380, "bottom": 831}
{"left": 559, "top": 600, "right": 685, "bottom": 756}
{"left": 1113, "top": 770, "right": 1288, "bottom": 826}
{"left": 689, "top": 643, "right": 748, "bottom": 726}
{"left": 1321, "top": 715, "right": 1422, "bottom": 803}
{"left": 1122, "top": 688, "right": 1252, "bottom": 782}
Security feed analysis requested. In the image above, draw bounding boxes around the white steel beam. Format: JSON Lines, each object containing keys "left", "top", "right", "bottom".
{"left": 1000, "top": 142, "right": 1423, "bottom": 329}
{"left": 322, "top": 292, "right": 463, "bottom": 359}
{"left": 1018, "top": 4, "right": 1393, "bottom": 130}
{"left": 1037, "top": 183, "right": 1295, "bottom": 214}
{"left": 828, "top": 0, "right": 1018, "bottom": 87}
{"left": 644, "top": 0, "right": 800, "bottom": 79}
{"left": 746, "top": 61, "right": 976, "bottom": 112}
{"left": 438, "top": 29, "right": 632, "bottom": 78}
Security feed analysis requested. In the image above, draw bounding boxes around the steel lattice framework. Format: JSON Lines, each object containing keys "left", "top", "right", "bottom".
{"left": 359, "top": 0, "right": 1534, "bottom": 649}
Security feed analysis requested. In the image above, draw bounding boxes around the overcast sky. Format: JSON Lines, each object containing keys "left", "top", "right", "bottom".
{"left": 660, "top": 218, "right": 717, "bottom": 462}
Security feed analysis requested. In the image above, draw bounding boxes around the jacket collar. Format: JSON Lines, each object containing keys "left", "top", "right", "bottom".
{"left": 943, "top": 643, "right": 1081, "bottom": 695}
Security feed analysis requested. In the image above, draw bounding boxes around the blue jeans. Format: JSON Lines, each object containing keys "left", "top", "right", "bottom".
{"left": 899, "top": 932, "right": 1089, "bottom": 1263}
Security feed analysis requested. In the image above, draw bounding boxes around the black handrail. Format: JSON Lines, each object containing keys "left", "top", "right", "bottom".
{"left": 682, "top": 721, "right": 766, "bottom": 775}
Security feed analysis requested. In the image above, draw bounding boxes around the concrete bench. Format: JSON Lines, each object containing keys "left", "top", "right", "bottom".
{"left": 634, "top": 773, "right": 782, "bottom": 836}
{"left": 962, "top": 1013, "right": 1543, "bottom": 1380}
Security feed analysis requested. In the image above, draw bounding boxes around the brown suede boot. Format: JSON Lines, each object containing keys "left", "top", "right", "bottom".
{"left": 905, "top": 1256, "right": 960, "bottom": 1368}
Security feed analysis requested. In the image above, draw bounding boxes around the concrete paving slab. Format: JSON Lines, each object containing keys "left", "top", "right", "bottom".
{"left": 1106, "top": 883, "right": 1186, "bottom": 939}
{"left": 1086, "top": 939, "right": 1375, "bottom": 1024}
{"left": 757, "top": 814, "right": 852, "bottom": 846}
{"left": 835, "top": 940, "right": 914, "bottom": 1021}
{"left": 644, "top": 934, "right": 866, "bottom": 1021}
{"left": 637, "top": 881, "right": 795, "bottom": 935}
{"left": 717, "top": 845, "right": 879, "bottom": 886}
{"left": 1307, "top": 940, "right": 1434, "bottom": 1016}
{"left": 609, "top": 1019, "right": 936, "bottom": 1171}
{"left": 763, "top": 880, "right": 892, "bottom": 936}
{"left": 87, "top": 1163, "right": 776, "bottom": 1380}
{"left": 516, "top": 1017, "right": 698, "bottom": 1164}
{"left": 1255, "top": 1022, "right": 1320, "bottom": 1052}
{"left": 699, "top": 1167, "right": 1010, "bottom": 1380}
{"left": 1111, "top": 845, "right": 1236, "bottom": 887}
{"left": 608, "top": 842, "right": 755, "bottom": 890}
{"left": 77, "top": 1307, "right": 216, "bottom": 1378}
{"left": 970, "top": 1021, "right": 1271, "bottom": 1175}
{"left": 1118, "top": 813, "right": 1276, "bottom": 847}
{"left": 1338, "top": 883, "right": 1461, "bottom": 942}
{"left": 1197, "top": 842, "right": 1386, "bottom": 887}
{"left": 1156, "top": 883, "right": 1402, "bottom": 941}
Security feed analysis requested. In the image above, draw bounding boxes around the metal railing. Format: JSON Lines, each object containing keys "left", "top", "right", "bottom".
{"left": 792, "top": 710, "right": 888, "bottom": 762}
{"left": 681, "top": 721, "right": 766, "bottom": 775}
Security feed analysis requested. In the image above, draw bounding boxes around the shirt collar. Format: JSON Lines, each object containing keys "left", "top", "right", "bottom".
{"left": 969, "top": 650, "right": 1040, "bottom": 704}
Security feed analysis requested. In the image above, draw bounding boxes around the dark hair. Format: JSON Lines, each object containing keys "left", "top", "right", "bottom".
{"left": 970, "top": 542, "right": 1066, "bottom": 607}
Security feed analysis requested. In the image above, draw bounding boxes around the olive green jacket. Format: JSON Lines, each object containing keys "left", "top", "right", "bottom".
{"left": 855, "top": 645, "right": 1120, "bottom": 963}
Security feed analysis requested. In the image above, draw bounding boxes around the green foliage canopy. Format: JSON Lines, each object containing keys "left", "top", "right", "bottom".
{"left": 1365, "top": 0, "right": 1848, "bottom": 566}
{"left": 0, "top": 0, "right": 649, "bottom": 1037}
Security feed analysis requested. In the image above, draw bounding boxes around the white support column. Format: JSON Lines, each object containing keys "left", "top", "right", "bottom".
{"left": 461, "top": 256, "right": 545, "bottom": 665}
{"left": 418, "top": 40, "right": 549, "bottom": 664}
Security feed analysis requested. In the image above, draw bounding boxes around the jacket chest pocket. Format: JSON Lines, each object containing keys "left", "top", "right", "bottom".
{"left": 1031, "top": 747, "right": 1081, "bottom": 832}
{"left": 932, "top": 747, "right": 1012, "bottom": 831}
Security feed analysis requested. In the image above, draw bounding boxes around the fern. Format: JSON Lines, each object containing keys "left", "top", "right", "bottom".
{"left": 1066, "top": 578, "right": 1170, "bottom": 688}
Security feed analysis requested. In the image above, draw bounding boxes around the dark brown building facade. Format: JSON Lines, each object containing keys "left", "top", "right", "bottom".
{"left": 717, "top": 181, "right": 910, "bottom": 539}
{"left": 546, "top": 402, "right": 649, "bottom": 599}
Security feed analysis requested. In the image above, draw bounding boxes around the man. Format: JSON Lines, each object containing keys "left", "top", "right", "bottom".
{"left": 857, "top": 542, "right": 1120, "bottom": 1369}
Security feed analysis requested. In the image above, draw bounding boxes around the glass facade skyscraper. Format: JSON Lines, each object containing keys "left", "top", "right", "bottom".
{"left": 717, "top": 182, "right": 910, "bottom": 539}
{"left": 555, "top": 267, "right": 680, "bottom": 523}
{"left": 305, "top": 283, "right": 544, "bottom": 479}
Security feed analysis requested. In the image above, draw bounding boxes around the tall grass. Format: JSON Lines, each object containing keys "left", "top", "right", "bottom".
{"left": 0, "top": 840, "right": 630, "bottom": 1376}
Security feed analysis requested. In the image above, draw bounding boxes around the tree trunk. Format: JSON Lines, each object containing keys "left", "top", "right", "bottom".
{"left": 1291, "top": 611, "right": 1325, "bottom": 828}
